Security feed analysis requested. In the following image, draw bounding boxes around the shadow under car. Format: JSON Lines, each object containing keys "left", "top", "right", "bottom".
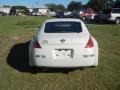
{"left": 7, "top": 41, "right": 76, "bottom": 74}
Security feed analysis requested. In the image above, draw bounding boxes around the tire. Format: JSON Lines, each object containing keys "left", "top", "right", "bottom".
{"left": 80, "top": 67, "right": 85, "bottom": 70}
{"left": 41, "top": 67, "right": 48, "bottom": 71}
{"left": 115, "top": 18, "right": 120, "bottom": 24}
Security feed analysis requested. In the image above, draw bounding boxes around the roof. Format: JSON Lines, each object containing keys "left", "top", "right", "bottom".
{"left": 29, "top": 5, "right": 49, "bottom": 9}
{"left": 45, "top": 18, "right": 82, "bottom": 23}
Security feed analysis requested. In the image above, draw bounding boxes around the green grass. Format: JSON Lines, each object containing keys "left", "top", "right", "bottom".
{"left": 0, "top": 16, "right": 120, "bottom": 90}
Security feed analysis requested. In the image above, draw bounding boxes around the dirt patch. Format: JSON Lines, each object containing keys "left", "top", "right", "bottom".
{"left": 8, "top": 36, "right": 21, "bottom": 44}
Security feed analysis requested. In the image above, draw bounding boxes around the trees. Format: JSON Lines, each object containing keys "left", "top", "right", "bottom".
{"left": 87, "top": 0, "right": 114, "bottom": 11}
{"left": 104, "top": 0, "right": 114, "bottom": 9}
{"left": 67, "top": 1, "right": 82, "bottom": 11}
{"left": 87, "top": 0, "right": 120, "bottom": 11}
{"left": 66, "top": 0, "right": 120, "bottom": 12}
{"left": 87, "top": 0, "right": 106, "bottom": 11}
{"left": 46, "top": 3, "right": 65, "bottom": 12}
{"left": 57, "top": 4, "right": 65, "bottom": 11}
{"left": 46, "top": 3, "right": 57, "bottom": 12}
{"left": 113, "top": 0, "right": 120, "bottom": 8}
{"left": 10, "top": 6, "right": 30, "bottom": 15}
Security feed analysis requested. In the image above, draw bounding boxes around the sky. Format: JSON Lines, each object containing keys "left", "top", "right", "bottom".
{"left": 0, "top": 0, "right": 89, "bottom": 8}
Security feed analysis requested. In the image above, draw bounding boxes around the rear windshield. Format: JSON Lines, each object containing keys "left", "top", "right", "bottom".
{"left": 44, "top": 22, "right": 82, "bottom": 33}
{"left": 112, "top": 9, "right": 120, "bottom": 13}
{"left": 102, "top": 9, "right": 111, "bottom": 14}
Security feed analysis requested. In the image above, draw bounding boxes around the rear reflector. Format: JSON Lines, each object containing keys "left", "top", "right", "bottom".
{"left": 33, "top": 40, "right": 41, "bottom": 48}
{"left": 85, "top": 36, "right": 94, "bottom": 48}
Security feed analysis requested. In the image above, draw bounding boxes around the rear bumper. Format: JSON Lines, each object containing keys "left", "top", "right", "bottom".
{"left": 29, "top": 39, "right": 98, "bottom": 67}
{"left": 32, "top": 57, "right": 96, "bottom": 68}
{"left": 29, "top": 49, "right": 98, "bottom": 68}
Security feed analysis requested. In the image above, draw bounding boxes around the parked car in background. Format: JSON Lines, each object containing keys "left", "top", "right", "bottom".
{"left": 49, "top": 11, "right": 56, "bottom": 17}
{"left": 29, "top": 18, "right": 99, "bottom": 68}
{"left": 64, "top": 11, "right": 72, "bottom": 18}
{"left": 79, "top": 8, "right": 97, "bottom": 21}
{"left": 56, "top": 11, "right": 73, "bottom": 18}
{"left": 71, "top": 9, "right": 96, "bottom": 21}
{"left": 94, "top": 8, "right": 120, "bottom": 24}
{"left": 68, "top": 11, "right": 78, "bottom": 18}
{"left": 79, "top": 11, "right": 97, "bottom": 21}
{"left": 0, "top": 12, "right": 9, "bottom": 16}
{"left": 31, "top": 12, "right": 46, "bottom": 16}
{"left": 56, "top": 11, "right": 64, "bottom": 18}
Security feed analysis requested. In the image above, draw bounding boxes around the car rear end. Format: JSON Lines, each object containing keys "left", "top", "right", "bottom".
{"left": 108, "top": 8, "right": 120, "bottom": 23}
{"left": 94, "top": 9, "right": 112, "bottom": 22}
{"left": 29, "top": 19, "right": 98, "bottom": 68}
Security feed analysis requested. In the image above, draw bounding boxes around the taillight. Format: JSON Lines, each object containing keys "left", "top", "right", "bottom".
{"left": 85, "top": 36, "right": 94, "bottom": 48}
{"left": 33, "top": 40, "right": 41, "bottom": 48}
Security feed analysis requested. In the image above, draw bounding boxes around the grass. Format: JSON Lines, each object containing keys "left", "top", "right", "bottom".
{"left": 0, "top": 16, "right": 120, "bottom": 90}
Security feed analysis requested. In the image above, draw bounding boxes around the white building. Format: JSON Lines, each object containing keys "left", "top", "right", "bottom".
{"left": 0, "top": 7, "right": 11, "bottom": 14}
{"left": 30, "top": 5, "right": 50, "bottom": 15}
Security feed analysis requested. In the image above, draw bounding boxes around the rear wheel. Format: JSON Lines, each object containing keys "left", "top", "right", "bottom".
{"left": 42, "top": 67, "right": 48, "bottom": 71}
{"left": 115, "top": 18, "right": 120, "bottom": 24}
{"left": 80, "top": 67, "right": 85, "bottom": 70}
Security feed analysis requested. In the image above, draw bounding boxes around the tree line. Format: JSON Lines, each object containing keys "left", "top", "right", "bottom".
{"left": 47, "top": 0, "right": 120, "bottom": 12}
{"left": 86, "top": 0, "right": 120, "bottom": 11}
{"left": 9, "top": 0, "right": 120, "bottom": 15}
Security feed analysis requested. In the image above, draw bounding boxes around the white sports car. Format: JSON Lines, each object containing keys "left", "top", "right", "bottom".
{"left": 29, "top": 18, "right": 98, "bottom": 68}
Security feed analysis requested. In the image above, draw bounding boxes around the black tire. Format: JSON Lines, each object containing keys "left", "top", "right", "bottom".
{"left": 80, "top": 67, "right": 85, "bottom": 70}
{"left": 41, "top": 67, "right": 48, "bottom": 71}
{"left": 115, "top": 18, "right": 120, "bottom": 24}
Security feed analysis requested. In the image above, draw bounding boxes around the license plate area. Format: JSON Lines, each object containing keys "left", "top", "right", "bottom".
{"left": 53, "top": 49, "right": 74, "bottom": 59}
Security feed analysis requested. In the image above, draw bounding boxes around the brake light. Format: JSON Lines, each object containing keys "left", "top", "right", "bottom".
{"left": 85, "top": 36, "right": 94, "bottom": 48}
{"left": 33, "top": 40, "right": 41, "bottom": 48}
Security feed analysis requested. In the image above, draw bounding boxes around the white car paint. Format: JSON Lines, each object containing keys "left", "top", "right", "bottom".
{"left": 29, "top": 18, "right": 98, "bottom": 68}
{"left": 109, "top": 8, "right": 120, "bottom": 23}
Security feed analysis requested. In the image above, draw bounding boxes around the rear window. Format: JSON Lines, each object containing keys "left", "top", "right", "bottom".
{"left": 44, "top": 22, "right": 82, "bottom": 33}
{"left": 102, "top": 9, "right": 111, "bottom": 14}
{"left": 112, "top": 9, "right": 120, "bottom": 13}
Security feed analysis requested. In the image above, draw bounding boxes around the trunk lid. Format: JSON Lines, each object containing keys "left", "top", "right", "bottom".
{"left": 39, "top": 33, "right": 89, "bottom": 45}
